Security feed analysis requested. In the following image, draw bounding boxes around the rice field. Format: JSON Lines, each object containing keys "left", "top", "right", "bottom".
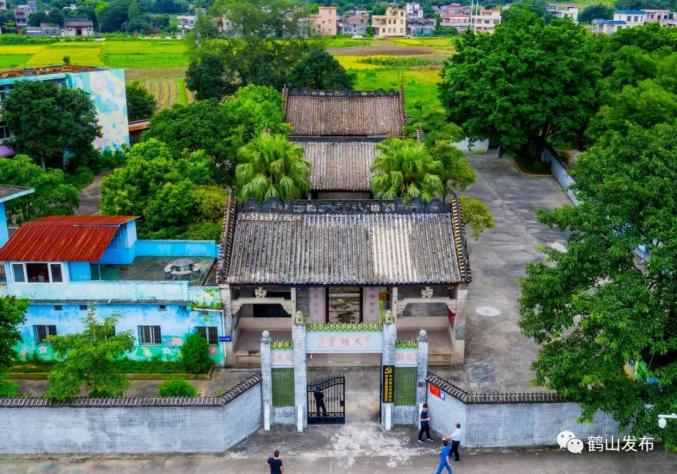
{"left": 141, "top": 78, "right": 194, "bottom": 109}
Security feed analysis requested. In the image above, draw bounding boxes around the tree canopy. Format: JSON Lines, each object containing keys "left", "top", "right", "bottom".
{"left": 0, "top": 155, "right": 80, "bottom": 224}
{"left": 0, "top": 296, "right": 28, "bottom": 374}
{"left": 2, "top": 80, "right": 101, "bottom": 169}
{"left": 235, "top": 133, "right": 310, "bottom": 203}
{"left": 289, "top": 47, "right": 355, "bottom": 90}
{"left": 100, "top": 139, "right": 226, "bottom": 240}
{"left": 578, "top": 4, "right": 614, "bottom": 24}
{"left": 45, "top": 312, "right": 135, "bottom": 400}
{"left": 519, "top": 123, "right": 677, "bottom": 449}
{"left": 438, "top": 9, "right": 600, "bottom": 160}
{"left": 125, "top": 81, "right": 157, "bottom": 121}
{"left": 145, "top": 86, "right": 288, "bottom": 182}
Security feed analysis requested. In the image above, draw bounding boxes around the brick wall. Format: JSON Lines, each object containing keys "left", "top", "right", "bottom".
{"left": 0, "top": 373, "right": 262, "bottom": 454}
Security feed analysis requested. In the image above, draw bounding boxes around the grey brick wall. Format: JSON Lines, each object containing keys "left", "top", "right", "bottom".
{"left": 0, "top": 375, "right": 262, "bottom": 454}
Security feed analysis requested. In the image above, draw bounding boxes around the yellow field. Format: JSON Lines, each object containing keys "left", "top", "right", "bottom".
{"left": 25, "top": 42, "right": 104, "bottom": 67}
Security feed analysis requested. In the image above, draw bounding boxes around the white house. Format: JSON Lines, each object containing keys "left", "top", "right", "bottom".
{"left": 613, "top": 10, "right": 646, "bottom": 27}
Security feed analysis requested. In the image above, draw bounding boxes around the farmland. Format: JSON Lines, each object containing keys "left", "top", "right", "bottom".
{"left": 0, "top": 36, "right": 454, "bottom": 112}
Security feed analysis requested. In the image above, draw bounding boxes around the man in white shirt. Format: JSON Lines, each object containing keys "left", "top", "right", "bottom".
{"left": 450, "top": 423, "right": 462, "bottom": 461}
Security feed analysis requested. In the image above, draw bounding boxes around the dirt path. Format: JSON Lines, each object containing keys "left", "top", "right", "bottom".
{"left": 75, "top": 173, "right": 108, "bottom": 215}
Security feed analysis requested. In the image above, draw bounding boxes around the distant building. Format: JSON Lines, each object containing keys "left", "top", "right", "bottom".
{"left": 613, "top": 10, "right": 646, "bottom": 27}
{"left": 406, "top": 16, "right": 436, "bottom": 37}
{"left": 372, "top": 7, "right": 406, "bottom": 38}
{"left": 440, "top": 13, "right": 470, "bottom": 32}
{"left": 642, "top": 9, "right": 671, "bottom": 22}
{"left": 26, "top": 0, "right": 37, "bottom": 12}
{"left": 0, "top": 0, "right": 7, "bottom": 10}
{"left": 341, "top": 10, "right": 369, "bottom": 37}
{"left": 0, "top": 66, "right": 130, "bottom": 152}
{"left": 436, "top": 3, "right": 466, "bottom": 15}
{"left": 26, "top": 24, "right": 61, "bottom": 37}
{"left": 472, "top": 7, "right": 501, "bottom": 34}
{"left": 14, "top": 5, "right": 31, "bottom": 29}
{"left": 177, "top": 15, "right": 196, "bottom": 32}
{"left": 591, "top": 19, "right": 629, "bottom": 34}
{"left": 547, "top": 4, "right": 578, "bottom": 23}
{"left": 63, "top": 18, "right": 94, "bottom": 36}
{"left": 309, "top": 6, "right": 337, "bottom": 36}
{"left": 406, "top": 2, "right": 424, "bottom": 18}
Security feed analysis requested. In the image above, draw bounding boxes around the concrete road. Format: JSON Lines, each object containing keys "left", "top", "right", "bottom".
{"left": 2, "top": 423, "right": 675, "bottom": 473}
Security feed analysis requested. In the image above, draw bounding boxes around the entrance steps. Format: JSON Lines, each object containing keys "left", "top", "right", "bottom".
{"left": 234, "top": 350, "right": 261, "bottom": 368}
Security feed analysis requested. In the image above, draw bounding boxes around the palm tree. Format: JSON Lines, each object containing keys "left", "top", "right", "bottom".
{"left": 235, "top": 133, "right": 310, "bottom": 203}
{"left": 370, "top": 139, "right": 445, "bottom": 202}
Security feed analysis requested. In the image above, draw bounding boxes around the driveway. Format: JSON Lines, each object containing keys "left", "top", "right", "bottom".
{"left": 460, "top": 151, "right": 570, "bottom": 392}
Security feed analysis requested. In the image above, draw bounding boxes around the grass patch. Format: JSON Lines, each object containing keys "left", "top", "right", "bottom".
{"left": 101, "top": 40, "right": 188, "bottom": 68}
{"left": 25, "top": 42, "right": 103, "bottom": 67}
{"left": 0, "top": 54, "right": 32, "bottom": 68}
{"left": 358, "top": 56, "right": 445, "bottom": 67}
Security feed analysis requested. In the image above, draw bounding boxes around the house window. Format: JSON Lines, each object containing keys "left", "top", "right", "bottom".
{"left": 50, "top": 263, "right": 63, "bottom": 282}
{"left": 138, "top": 325, "right": 162, "bottom": 345}
{"left": 90, "top": 263, "right": 101, "bottom": 280}
{"left": 79, "top": 304, "right": 88, "bottom": 311}
{"left": 159, "top": 305, "right": 166, "bottom": 311}
{"left": 12, "top": 263, "right": 25, "bottom": 282}
{"left": 196, "top": 326, "right": 218, "bottom": 345}
{"left": 33, "top": 325, "right": 57, "bottom": 344}
{"left": 54, "top": 305, "right": 62, "bottom": 311}
{"left": 26, "top": 263, "right": 50, "bottom": 282}
{"left": 0, "top": 124, "right": 10, "bottom": 141}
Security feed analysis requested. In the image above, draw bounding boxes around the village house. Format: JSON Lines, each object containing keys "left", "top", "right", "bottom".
{"left": 471, "top": 7, "right": 502, "bottom": 34}
{"left": 613, "top": 9, "right": 647, "bottom": 27}
{"left": 546, "top": 4, "right": 578, "bottom": 22}
{"left": 591, "top": 19, "right": 629, "bottom": 34}
{"left": 340, "top": 10, "right": 369, "bottom": 37}
{"left": 372, "top": 7, "right": 407, "bottom": 38}
{"left": 406, "top": 2, "right": 424, "bottom": 18}
{"left": 435, "top": 3, "right": 466, "bottom": 15}
{"left": 63, "top": 18, "right": 94, "bottom": 36}
{"left": 218, "top": 88, "right": 471, "bottom": 367}
{"left": 406, "top": 16, "right": 437, "bottom": 36}
{"left": 309, "top": 6, "right": 337, "bottom": 36}
{"left": 440, "top": 13, "right": 469, "bottom": 32}
{"left": 177, "top": 15, "right": 196, "bottom": 33}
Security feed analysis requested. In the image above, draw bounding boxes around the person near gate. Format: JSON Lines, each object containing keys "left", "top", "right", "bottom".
{"left": 435, "top": 438, "right": 453, "bottom": 474}
{"left": 266, "top": 450, "right": 284, "bottom": 474}
{"left": 450, "top": 423, "right": 462, "bottom": 461}
{"left": 314, "top": 385, "right": 327, "bottom": 416}
{"left": 418, "top": 403, "right": 434, "bottom": 442}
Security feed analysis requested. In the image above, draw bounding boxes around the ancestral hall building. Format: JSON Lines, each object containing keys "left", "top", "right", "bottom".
{"left": 218, "top": 89, "right": 471, "bottom": 366}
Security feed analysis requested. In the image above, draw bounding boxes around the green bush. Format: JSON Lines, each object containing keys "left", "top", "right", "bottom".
{"left": 180, "top": 333, "right": 213, "bottom": 374}
{"left": 157, "top": 379, "right": 198, "bottom": 397}
{"left": 0, "top": 379, "right": 19, "bottom": 397}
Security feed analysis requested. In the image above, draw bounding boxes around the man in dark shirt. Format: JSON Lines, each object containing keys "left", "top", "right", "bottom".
{"left": 418, "top": 403, "right": 434, "bottom": 442}
{"left": 314, "top": 386, "right": 327, "bottom": 416}
{"left": 267, "top": 450, "right": 284, "bottom": 474}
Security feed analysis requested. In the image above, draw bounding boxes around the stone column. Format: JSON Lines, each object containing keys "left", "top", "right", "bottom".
{"left": 381, "top": 316, "right": 396, "bottom": 431}
{"left": 292, "top": 315, "right": 307, "bottom": 432}
{"left": 260, "top": 330, "right": 272, "bottom": 431}
{"left": 415, "top": 329, "right": 429, "bottom": 426}
{"left": 452, "top": 284, "right": 468, "bottom": 364}
{"left": 220, "top": 285, "right": 236, "bottom": 367}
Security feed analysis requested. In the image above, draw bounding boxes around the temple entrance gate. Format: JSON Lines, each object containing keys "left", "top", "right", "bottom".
{"left": 307, "top": 375, "right": 345, "bottom": 424}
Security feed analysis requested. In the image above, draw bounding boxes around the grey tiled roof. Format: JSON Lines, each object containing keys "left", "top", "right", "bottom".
{"left": 427, "top": 373, "right": 562, "bottom": 404}
{"left": 225, "top": 199, "right": 470, "bottom": 285}
{"left": 294, "top": 139, "right": 377, "bottom": 191}
{"left": 284, "top": 89, "right": 405, "bottom": 137}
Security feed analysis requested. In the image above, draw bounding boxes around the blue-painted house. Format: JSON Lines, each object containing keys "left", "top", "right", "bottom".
{"left": 0, "top": 205, "right": 226, "bottom": 365}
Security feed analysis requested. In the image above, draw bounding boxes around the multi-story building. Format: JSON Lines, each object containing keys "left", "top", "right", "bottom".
{"left": 406, "top": 2, "right": 424, "bottom": 18}
{"left": 435, "top": 3, "right": 466, "bottom": 15}
{"left": 613, "top": 10, "right": 647, "bottom": 27}
{"left": 177, "top": 15, "right": 196, "bottom": 32}
{"left": 14, "top": 5, "right": 31, "bottom": 29}
{"left": 372, "top": 7, "right": 406, "bottom": 38}
{"left": 472, "top": 7, "right": 501, "bottom": 34}
{"left": 0, "top": 0, "right": 7, "bottom": 10}
{"left": 26, "top": 24, "right": 61, "bottom": 37}
{"left": 407, "top": 16, "right": 436, "bottom": 36}
{"left": 0, "top": 211, "right": 226, "bottom": 365}
{"left": 309, "top": 6, "right": 337, "bottom": 36}
{"left": 546, "top": 4, "right": 578, "bottom": 23}
{"left": 440, "top": 13, "right": 470, "bottom": 32}
{"left": 0, "top": 66, "right": 130, "bottom": 153}
{"left": 341, "top": 10, "right": 369, "bottom": 37}
{"left": 643, "top": 9, "right": 671, "bottom": 22}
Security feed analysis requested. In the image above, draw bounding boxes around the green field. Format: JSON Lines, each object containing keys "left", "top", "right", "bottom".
{"left": 0, "top": 36, "right": 453, "bottom": 112}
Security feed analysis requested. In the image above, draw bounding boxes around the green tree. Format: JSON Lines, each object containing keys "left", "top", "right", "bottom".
{"left": 125, "top": 81, "right": 157, "bottom": 121}
{"left": 212, "top": 0, "right": 309, "bottom": 38}
{"left": 615, "top": 0, "right": 676, "bottom": 10}
{"left": 439, "top": 10, "right": 600, "bottom": 161}
{"left": 519, "top": 124, "right": 677, "bottom": 449}
{"left": 3, "top": 81, "right": 101, "bottom": 169}
{"left": 185, "top": 50, "right": 236, "bottom": 101}
{"left": 289, "top": 47, "right": 355, "bottom": 90}
{"left": 181, "top": 333, "right": 212, "bottom": 374}
{"left": 0, "top": 155, "right": 80, "bottom": 224}
{"left": 28, "top": 11, "right": 48, "bottom": 27}
{"left": 578, "top": 4, "right": 614, "bottom": 23}
{"left": 235, "top": 133, "right": 310, "bottom": 203}
{"left": 97, "top": 0, "right": 130, "bottom": 32}
{"left": 157, "top": 379, "right": 198, "bottom": 396}
{"left": 0, "top": 296, "right": 28, "bottom": 375}
{"left": 45, "top": 312, "right": 135, "bottom": 400}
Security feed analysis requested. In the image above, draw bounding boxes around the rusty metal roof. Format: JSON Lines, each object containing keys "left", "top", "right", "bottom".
{"left": 0, "top": 215, "right": 137, "bottom": 262}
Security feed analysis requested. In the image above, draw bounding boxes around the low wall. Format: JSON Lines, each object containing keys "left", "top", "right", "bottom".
{"left": 136, "top": 240, "right": 218, "bottom": 258}
{"left": 541, "top": 147, "right": 579, "bottom": 205}
{"left": 426, "top": 373, "right": 619, "bottom": 448}
{"left": 393, "top": 405, "right": 417, "bottom": 425}
{"left": 0, "top": 373, "right": 262, "bottom": 454}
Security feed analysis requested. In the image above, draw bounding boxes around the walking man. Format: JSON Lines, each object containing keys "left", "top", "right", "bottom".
{"left": 266, "top": 450, "right": 284, "bottom": 474}
{"left": 435, "top": 438, "right": 453, "bottom": 474}
{"left": 450, "top": 423, "right": 462, "bottom": 461}
{"left": 313, "top": 386, "right": 327, "bottom": 416}
{"left": 418, "top": 403, "right": 434, "bottom": 442}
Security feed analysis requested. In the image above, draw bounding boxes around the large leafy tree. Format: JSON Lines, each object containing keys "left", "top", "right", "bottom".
{"left": 235, "top": 133, "right": 310, "bottom": 203}
{"left": 289, "top": 47, "right": 355, "bottom": 90}
{"left": 145, "top": 86, "right": 289, "bottom": 181}
{"left": 3, "top": 80, "right": 101, "bottom": 169}
{"left": 45, "top": 312, "right": 135, "bottom": 400}
{"left": 125, "top": 81, "right": 157, "bottom": 121}
{"left": 439, "top": 9, "right": 600, "bottom": 160}
{"left": 0, "top": 296, "right": 27, "bottom": 397}
{"left": 100, "top": 139, "right": 225, "bottom": 240}
{"left": 0, "top": 155, "right": 79, "bottom": 224}
{"left": 185, "top": 50, "right": 236, "bottom": 100}
{"left": 519, "top": 124, "right": 677, "bottom": 448}
{"left": 578, "top": 4, "right": 614, "bottom": 24}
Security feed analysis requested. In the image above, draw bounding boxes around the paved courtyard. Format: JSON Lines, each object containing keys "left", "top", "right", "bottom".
{"left": 2, "top": 423, "right": 675, "bottom": 473}
{"left": 461, "top": 151, "right": 571, "bottom": 392}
